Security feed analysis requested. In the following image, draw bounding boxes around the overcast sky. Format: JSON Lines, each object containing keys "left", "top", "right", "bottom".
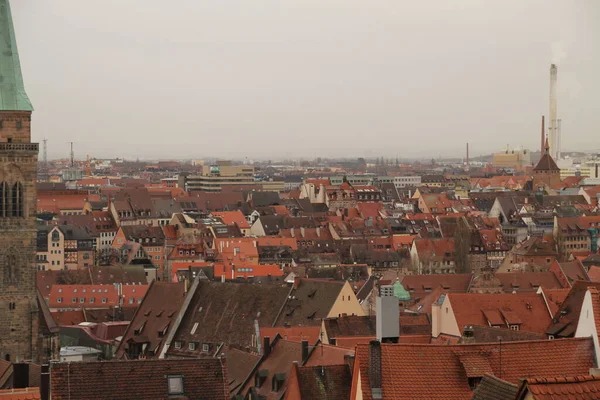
{"left": 12, "top": 0, "right": 600, "bottom": 161}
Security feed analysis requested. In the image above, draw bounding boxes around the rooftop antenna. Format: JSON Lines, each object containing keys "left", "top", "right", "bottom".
{"left": 69, "top": 141, "right": 75, "bottom": 167}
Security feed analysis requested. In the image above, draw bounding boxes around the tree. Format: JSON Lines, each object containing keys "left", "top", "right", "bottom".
{"left": 454, "top": 217, "right": 472, "bottom": 274}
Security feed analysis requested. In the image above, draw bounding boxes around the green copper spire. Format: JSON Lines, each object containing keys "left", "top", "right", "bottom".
{"left": 393, "top": 278, "right": 411, "bottom": 301}
{"left": 0, "top": 0, "right": 33, "bottom": 111}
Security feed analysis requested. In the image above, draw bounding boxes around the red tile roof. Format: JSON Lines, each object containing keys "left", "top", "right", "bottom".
{"left": 115, "top": 281, "right": 187, "bottom": 359}
{"left": 518, "top": 375, "right": 600, "bottom": 400}
{"left": 588, "top": 266, "right": 600, "bottom": 282}
{"left": 353, "top": 338, "right": 595, "bottom": 400}
{"left": 304, "top": 343, "right": 354, "bottom": 366}
{"left": 47, "top": 284, "right": 147, "bottom": 308}
{"left": 50, "top": 358, "right": 229, "bottom": 400}
{"left": 212, "top": 210, "right": 251, "bottom": 229}
{"left": 286, "top": 363, "right": 352, "bottom": 400}
{"left": 495, "top": 272, "right": 565, "bottom": 292}
{"left": 447, "top": 292, "right": 552, "bottom": 334}
{"left": 260, "top": 326, "right": 321, "bottom": 345}
{"left": 0, "top": 388, "right": 40, "bottom": 400}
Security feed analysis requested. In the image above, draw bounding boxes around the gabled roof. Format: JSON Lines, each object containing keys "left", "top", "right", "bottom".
{"left": 260, "top": 326, "right": 321, "bottom": 345}
{"left": 274, "top": 279, "right": 346, "bottom": 327}
{"left": 471, "top": 374, "right": 518, "bottom": 400}
{"left": 240, "top": 338, "right": 303, "bottom": 400}
{"left": 222, "top": 346, "right": 261, "bottom": 395}
{"left": 545, "top": 281, "right": 600, "bottom": 338}
{"left": 50, "top": 358, "right": 229, "bottom": 400}
{"left": 115, "top": 281, "right": 186, "bottom": 359}
{"left": 166, "top": 281, "right": 290, "bottom": 355}
{"left": 534, "top": 153, "right": 560, "bottom": 172}
{"left": 353, "top": 338, "right": 595, "bottom": 400}
{"left": 286, "top": 363, "right": 352, "bottom": 400}
{"left": 447, "top": 292, "right": 552, "bottom": 334}
{"left": 516, "top": 375, "right": 600, "bottom": 400}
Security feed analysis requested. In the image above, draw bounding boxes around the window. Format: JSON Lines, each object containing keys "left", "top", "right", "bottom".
{"left": 72, "top": 297, "right": 77, "bottom": 303}
{"left": 8, "top": 302, "right": 15, "bottom": 310}
{"left": 0, "top": 182, "right": 8, "bottom": 218}
{"left": 57, "top": 297, "right": 62, "bottom": 303}
{"left": 101, "top": 297, "right": 107, "bottom": 304}
{"left": 167, "top": 376, "right": 184, "bottom": 396}
{"left": 188, "top": 342, "right": 196, "bottom": 351}
{"left": 174, "top": 341, "right": 182, "bottom": 349}
{"left": 202, "top": 344, "right": 210, "bottom": 352}
{"left": 510, "top": 325, "right": 519, "bottom": 331}
{"left": 89, "top": 297, "right": 95, "bottom": 303}
{"left": 83, "top": 253, "right": 90, "bottom": 260}
{"left": 11, "top": 182, "right": 23, "bottom": 217}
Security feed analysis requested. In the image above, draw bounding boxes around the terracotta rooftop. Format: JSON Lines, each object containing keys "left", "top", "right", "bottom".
{"left": 275, "top": 279, "right": 349, "bottom": 327}
{"left": 447, "top": 292, "right": 553, "bottom": 334}
{"left": 260, "top": 326, "right": 321, "bottom": 345}
{"left": 516, "top": 375, "right": 600, "bottom": 400}
{"left": 286, "top": 363, "right": 352, "bottom": 400}
{"left": 167, "top": 281, "right": 290, "bottom": 356}
{"left": 50, "top": 358, "right": 229, "bottom": 400}
{"left": 0, "top": 388, "right": 40, "bottom": 400}
{"left": 115, "top": 281, "right": 186, "bottom": 359}
{"left": 471, "top": 374, "right": 518, "bottom": 400}
{"left": 546, "top": 281, "right": 600, "bottom": 338}
{"left": 353, "top": 338, "right": 595, "bottom": 400}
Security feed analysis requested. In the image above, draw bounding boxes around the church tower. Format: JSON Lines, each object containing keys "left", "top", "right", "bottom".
{"left": 0, "top": 0, "right": 54, "bottom": 363}
{"left": 533, "top": 137, "right": 561, "bottom": 191}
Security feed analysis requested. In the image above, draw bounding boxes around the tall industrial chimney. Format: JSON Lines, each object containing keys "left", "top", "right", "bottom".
{"left": 549, "top": 64, "right": 558, "bottom": 159}
{"left": 466, "top": 143, "right": 470, "bottom": 173}
{"left": 541, "top": 115, "right": 545, "bottom": 155}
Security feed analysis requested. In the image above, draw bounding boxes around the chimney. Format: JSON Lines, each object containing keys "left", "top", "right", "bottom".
{"left": 376, "top": 286, "right": 399, "bottom": 343}
{"left": 263, "top": 336, "right": 271, "bottom": 357}
{"left": 541, "top": 115, "right": 545, "bottom": 155}
{"left": 344, "top": 354, "right": 355, "bottom": 372}
{"left": 369, "top": 340, "right": 383, "bottom": 399}
{"left": 466, "top": 143, "right": 470, "bottom": 173}
{"left": 316, "top": 226, "right": 321, "bottom": 237}
{"left": 300, "top": 227, "right": 305, "bottom": 237}
{"left": 461, "top": 325, "right": 475, "bottom": 343}
{"left": 549, "top": 64, "right": 558, "bottom": 159}
{"left": 13, "top": 363, "right": 29, "bottom": 389}
{"left": 41, "top": 364, "right": 50, "bottom": 400}
{"left": 301, "top": 340, "right": 309, "bottom": 363}
{"left": 290, "top": 227, "right": 295, "bottom": 238}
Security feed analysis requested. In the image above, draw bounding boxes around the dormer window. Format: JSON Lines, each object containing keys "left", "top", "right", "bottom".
{"left": 272, "top": 373, "right": 286, "bottom": 392}
{"left": 255, "top": 370, "right": 268, "bottom": 388}
{"left": 167, "top": 375, "right": 184, "bottom": 396}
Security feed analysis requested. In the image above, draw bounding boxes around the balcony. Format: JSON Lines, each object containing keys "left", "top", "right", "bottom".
{"left": 0, "top": 142, "right": 39, "bottom": 152}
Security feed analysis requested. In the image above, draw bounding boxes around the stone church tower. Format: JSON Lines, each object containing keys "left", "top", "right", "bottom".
{"left": 533, "top": 137, "right": 561, "bottom": 192}
{"left": 0, "top": 0, "right": 58, "bottom": 363}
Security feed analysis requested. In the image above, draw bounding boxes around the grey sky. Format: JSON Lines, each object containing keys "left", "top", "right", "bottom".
{"left": 13, "top": 0, "right": 600, "bottom": 161}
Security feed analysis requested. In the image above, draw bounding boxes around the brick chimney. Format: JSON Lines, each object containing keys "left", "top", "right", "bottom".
{"left": 301, "top": 340, "right": 309, "bottom": 363}
{"left": 263, "top": 336, "right": 271, "bottom": 357}
{"left": 461, "top": 326, "right": 475, "bottom": 343}
{"left": 369, "top": 340, "right": 383, "bottom": 399}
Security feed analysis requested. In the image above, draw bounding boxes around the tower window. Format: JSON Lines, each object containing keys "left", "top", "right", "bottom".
{"left": 16, "top": 121, "right": 22, "bottom": 130}
{"left": 8, "top": 302, "right": 15, "bottom": 310}
{"left": 11, "top": 182, "right": 23, "bottom": 217}
{"left": 0, "top": 182, "right": 7, "bottom": 218}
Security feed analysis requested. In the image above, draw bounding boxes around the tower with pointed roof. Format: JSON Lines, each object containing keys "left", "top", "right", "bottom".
{"left": 0, "top": 0, "right": 58, "bottom": 363}
{"left": 533, "top": 137, "right": 561, "bottom": 191}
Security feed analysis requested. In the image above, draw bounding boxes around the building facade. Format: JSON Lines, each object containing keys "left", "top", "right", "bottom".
{"left": 0, "top": 0, "right": 58, "bottom": 363}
